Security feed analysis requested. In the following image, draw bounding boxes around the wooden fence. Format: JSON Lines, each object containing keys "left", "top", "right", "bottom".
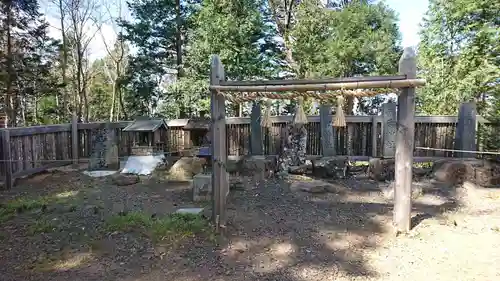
{"left": 0, "top": 114, "right": 496, "bottom": 188}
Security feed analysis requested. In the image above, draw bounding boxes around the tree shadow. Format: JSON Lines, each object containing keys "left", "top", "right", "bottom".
{"left": 0, "top": 170, "right": 466, "bottom": 281}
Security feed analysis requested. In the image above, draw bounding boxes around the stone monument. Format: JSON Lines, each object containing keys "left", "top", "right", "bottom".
{"left": 88, "top": 123, "right": 119, "bottom": 171}
{"left": 277, "top": 123, "right": 308, "bottom": 175}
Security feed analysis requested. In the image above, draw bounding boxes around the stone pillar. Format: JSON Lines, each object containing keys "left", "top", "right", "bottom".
{"left": 382, "top": 101, "right": 397, "bottom": 158}
{"left": 250, "top": 102, "right": 263, "bottom": 155}
{"left": 320, "top": 104, "right": 335, "bottom": 156}
{"left": 455, "top": 102, "right": 477, "bottom": 158}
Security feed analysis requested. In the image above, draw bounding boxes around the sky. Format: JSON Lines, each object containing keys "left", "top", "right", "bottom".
{"left": 381, "top": 0, "right": 429, "bottom": 48}
{"left": 42, "top": 0, "right": 429, "bottom": 62}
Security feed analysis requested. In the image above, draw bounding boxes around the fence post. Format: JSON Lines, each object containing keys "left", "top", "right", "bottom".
{"left": 394, "top": 47, "right": 417, "bottom": 233}
{"left": 371, "top": 116, "right": 378, "bottom": 157}
{"left": 454, "top": 102, "right": 477, "bottom": 158}
{"left": 210, "top": 55, "right": 228, "bottom": 232}
{"left": 1, "top": 129, "right": 12, "bottom": 189}
{"left": 320, "top": 104, "right": 335, "bottom": 156}
{"left": 382, "top": 101, "right": 397, "bottom": 158}
{"left": 250, "top": 102, "right": 263, "bottom": 155}
{"left": 71, "top": 115, "right": 79, "bottom": 167}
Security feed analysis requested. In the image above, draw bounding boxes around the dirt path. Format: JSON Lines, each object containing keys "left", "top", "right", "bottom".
{"left": 0, "top": 170, "right": 499, "bottom": 281}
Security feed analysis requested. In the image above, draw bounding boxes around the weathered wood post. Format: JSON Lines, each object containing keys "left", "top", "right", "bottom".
{"left": 454, "top": 102, "right": 477, "bottom": 158}
{"left": 71, "top": 115, "right": 79, "bottom": 167}
{"left": 1, "top": 129, "right": 12, "bottom": 189}
{"left": 382, "top": 101, "right": 397, "bottom": 158}
{"left": 210, "top": 55, "right": 229, "bottom": 232}
{"left": 320, "top": 103, "right": 335, "bottom": 156}
{"left": 250, "top": 102, "right": 263, "bottom": 155}
{"left": 394, "top": 47, "right": 417, "bottom": 233}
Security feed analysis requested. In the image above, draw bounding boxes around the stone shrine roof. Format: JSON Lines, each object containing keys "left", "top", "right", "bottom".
{"left": 123, "top": 119, "right": 168, "bottom": 132}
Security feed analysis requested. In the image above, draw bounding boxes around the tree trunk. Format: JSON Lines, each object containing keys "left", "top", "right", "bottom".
{"left": 58, "top": 0, "right": 69, "bottom": 121}
{"left": 109, "top": 81, "right": 116, "bottom": 121}
{"left": 5, "top": 2, "right": 16, "bottom": 127}
{"left": 34, "top": 96, "right": 38, "bottom": 124}
{"left": 175, "top": 0, "right": 183, "bottom": 78}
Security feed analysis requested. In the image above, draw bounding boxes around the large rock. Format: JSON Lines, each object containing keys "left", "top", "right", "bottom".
{"left": 367, "top": 158, "right": 395, "bottom": 181}
{"left": 111, "top": 174, "right": 140, "bottom": 186}
{"left": 432, "top": 159, "right": 500, "bottom": 186}
{"left": 236, "top": 155, "right": 277, "bottom": 177}
{"left": 235, "top": 155, "right": 277, "bottom": 188}
{"left": 311, "top": 156, "right": 349, "bottom": 179}
{"left": 168, "top": 157, "right": 206, "bottom": 181}
{"left": 289, "top": 177, "right": 347, "bottom": 194}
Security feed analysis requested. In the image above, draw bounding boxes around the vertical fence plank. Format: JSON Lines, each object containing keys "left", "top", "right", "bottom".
{"left": 72, "top": 115, "right": 79, "bottom": 166}
{"left": 371, "top": 116, "right": 378, "bottom": 157}
{"left": 2, "top": 130, "right": 12, "bottom": 189}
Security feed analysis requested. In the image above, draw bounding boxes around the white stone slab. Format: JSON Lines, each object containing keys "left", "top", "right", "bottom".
{"left": 121, "top": 155, "right": 165, "bottom": 175}
{"left": 83, "top": 170, "right": 117, "bottom": 177}
{"left": 175, "top": 208, "right": 204, "bottom": 215}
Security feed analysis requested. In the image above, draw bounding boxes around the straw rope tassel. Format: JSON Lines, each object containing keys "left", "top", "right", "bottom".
{"left": 293, "top": 96, "right": 308, "bottom": 125}
{"left": 260, "top": 99, "right": 273, "bottom": 128}
{"left": 333, "top": 95, "right": 346, "bottom": 127}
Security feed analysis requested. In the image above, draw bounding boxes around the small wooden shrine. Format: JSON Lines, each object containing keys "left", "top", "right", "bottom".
{"left": 182, "top": 118, "right": 211, "bottom": 148}
{"left": 182, "top": 118, "right": 212, "bottom": 172}
{"left": 123, "top": 118, "right": 168, "bottom": 156}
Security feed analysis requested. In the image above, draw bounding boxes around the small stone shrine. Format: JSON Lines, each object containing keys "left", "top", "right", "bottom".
{"left": 122, "top": 118, "right": 168, "bottom": 156}
{"left": 88, "top": 122, "right": 119, "bottom": 171}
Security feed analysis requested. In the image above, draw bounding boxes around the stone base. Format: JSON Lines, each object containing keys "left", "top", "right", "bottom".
{"left": 432, "top": 158, "right": 500, "bottom": 186}
{"left": 131, "top": 146, "right": 163, "bottom": 156}
{"left": 234, "top": 155, "right": 277, "bottom": 188}
{"left": 192, "top": 173, "right": 212, "bottom": 202}
{"left": 367, "top": 158, "right": 395, "bottom": 181}
{"left": 311, "top": 156, "right": 349, "bottom": 179}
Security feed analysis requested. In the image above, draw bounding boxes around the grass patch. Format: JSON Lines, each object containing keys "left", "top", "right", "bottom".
{"left": 0, "top": 191, "right": 82, "bottom": 223}
{"left": 0, "top": 197, "right": 49, "bottom": 223}
{"left": 28, "top": 219, "right": 57, "bottom": 235}
{"left": 414, "top": 161, "right": 433, "bottom": 169}
{"left": 0, "top": 208, "right": 14, "bottom": 223}
{"left": 4, "top": 197, "right": 49, "bottom": 213}
{"left": 106, "top": 212, "right": 211, "bottom": 242}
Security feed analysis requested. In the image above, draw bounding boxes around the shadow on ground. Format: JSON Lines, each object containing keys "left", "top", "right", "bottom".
{"left": 0, "top": 171, "right": 462, "bottom": 281}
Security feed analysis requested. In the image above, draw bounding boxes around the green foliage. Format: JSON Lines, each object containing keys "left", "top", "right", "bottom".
{"left": 186, "top": 0, "right": 280, "bottom": 80}
{"left": 417, "top": 0, "right": 500, "bottom": 115}
{"left": 120, "top": 0, "right": 198, "bottom": 117}
{"left": 0, "top": 0, "right": 62, "bottom": 126}
{"left": 88, "top": 59, "right": 114, "bottom": 121}
{"left": 292, "top": 0, "right": 400, "bottom": 78}
{"left": 290, "top": 0, "right": 401, "bottom": 113}
{"left": 159, "top": 77, "right": 210, "bottom": 118}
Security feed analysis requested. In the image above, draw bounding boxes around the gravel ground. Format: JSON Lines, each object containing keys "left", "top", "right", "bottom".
{"left": 0, "top": 169, "right": 499, "bottom": 281}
